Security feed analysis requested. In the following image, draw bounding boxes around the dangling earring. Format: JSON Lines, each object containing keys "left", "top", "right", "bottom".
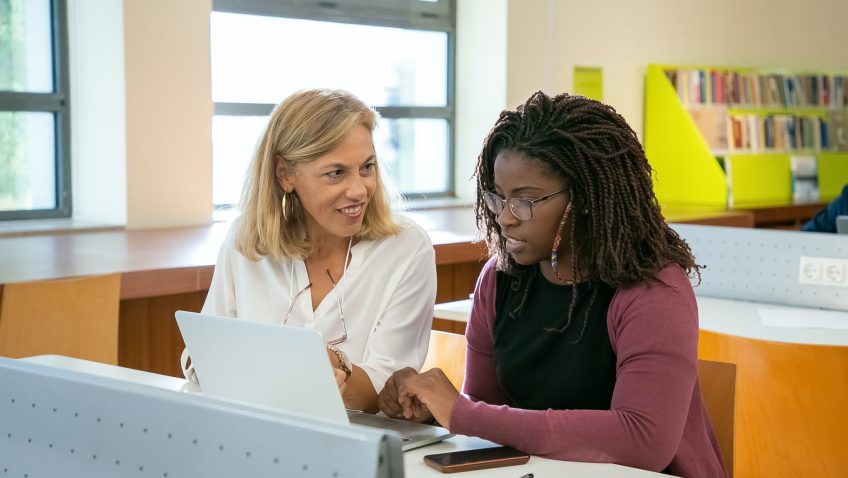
{"left": 550, "top": 202, "right": 573, "bottom": 284}
{"left": 281, "top": 191, "right": 288, "bottom": 221}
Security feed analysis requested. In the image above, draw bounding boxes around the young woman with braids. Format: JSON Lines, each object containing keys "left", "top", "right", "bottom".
{"left": 378, "top": 92, "right": 726, "bottom": 477}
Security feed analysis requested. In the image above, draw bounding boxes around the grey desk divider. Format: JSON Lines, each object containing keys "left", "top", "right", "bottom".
{"left": 673, "top": 224, "right": 847, "bottom": 311}
{"left": 0, "top": 357, "right": 404, "bottom": 478}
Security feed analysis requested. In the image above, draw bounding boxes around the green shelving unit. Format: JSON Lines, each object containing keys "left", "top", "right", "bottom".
{"left": 644, "top": 64, "right": 848, "bottom": 207}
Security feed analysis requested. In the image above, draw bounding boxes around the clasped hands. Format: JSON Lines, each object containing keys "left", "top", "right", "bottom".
{"left": 377, "top": 367, "right": 460, "bottom": 429}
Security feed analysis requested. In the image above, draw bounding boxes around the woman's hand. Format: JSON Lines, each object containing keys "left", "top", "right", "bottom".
{"left": 327, "top": 348, "right": 378, "bottom": 413}
{"left": 333, "top": 368, "right": 348, "bottom": 395}
{"left": 397, "top": 368, "right": 459, "bottom": 429}
{"left": 327, "top": 348, "right": 349, "bottom": 395}
{"left": 378, "top": 367, "right": 433, "bottom": 423}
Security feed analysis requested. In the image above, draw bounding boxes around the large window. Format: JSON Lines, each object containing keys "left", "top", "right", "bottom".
{"left": 211, "top": 0, "right": 455, "bottom": 209}
{"left": 0, "top": 0, "right": 70, "bottom": 220}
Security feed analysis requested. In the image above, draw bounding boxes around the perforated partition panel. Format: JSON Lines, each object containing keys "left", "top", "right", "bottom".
{"left": 673, "top": 225, "right": 848, "bottom": 311}
{"left": 0, "top": 359, "right": 404, "bottom": 478}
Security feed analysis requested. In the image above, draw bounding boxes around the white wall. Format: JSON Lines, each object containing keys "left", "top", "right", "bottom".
{"left": 507, "top": 0, "right": 848, "bottom": 138}
{"left": 68, "top": 0, "right": 127, "bottom": 225}
{"left": 67, "top": 0, "right": 212, "bottom": 229}
{"left": 123, "top": 0, "right": 213, "bottom": 228}
{"left": 455, "top": 0, "right": 508, "bottom": 201}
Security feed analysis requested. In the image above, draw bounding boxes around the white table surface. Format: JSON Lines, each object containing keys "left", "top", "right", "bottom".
{"left": 434, "top": 296, "right": 848, "bottom": 347}
{"left": 21, "top": 355, "right": 665, "bottom": 477}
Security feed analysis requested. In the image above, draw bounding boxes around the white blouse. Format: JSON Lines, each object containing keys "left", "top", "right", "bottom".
{"left": 201, "top": 215, "right": 437, "bottom": 393}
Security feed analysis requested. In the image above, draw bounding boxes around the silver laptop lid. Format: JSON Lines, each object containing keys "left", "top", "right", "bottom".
{"left": 348, "top": 410, "right": 453, "bottom": 452}
{"left": 175, "top": 311, "right": 349, "bottom": 425}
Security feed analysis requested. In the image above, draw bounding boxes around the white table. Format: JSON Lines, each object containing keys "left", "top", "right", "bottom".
{"left": 21, "top": 355, "right": 664, "bottom": 477}
{"left": 434, "top": 296, "right": 848, "bottom": 345}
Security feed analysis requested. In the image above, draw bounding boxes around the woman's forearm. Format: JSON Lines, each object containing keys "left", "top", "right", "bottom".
{"left": 342, "top": 365, "right": 378, "bottom": 413}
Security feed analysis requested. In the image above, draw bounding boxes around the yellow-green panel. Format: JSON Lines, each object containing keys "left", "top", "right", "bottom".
{"left": 644, "top": 65, "right": 727, "bottom": 207}
{"left": 817, "top": 152, "right": 848, "bottom": 201}
{"left": 726, "top": 154, "right": 791, "bottom": 206}
{"left": 573, "top": 66, "right": 603, "bottom": 101}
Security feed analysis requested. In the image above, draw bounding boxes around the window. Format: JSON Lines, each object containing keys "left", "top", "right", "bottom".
{"left": 211, "top": 0, "right": 455, "bottom": 209}
{"left": 0, "top": 0, "right": 71, "bottom": 220}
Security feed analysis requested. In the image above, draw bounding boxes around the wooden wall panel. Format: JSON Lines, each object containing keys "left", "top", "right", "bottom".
{"left": 119, "top": 291, "right": 206, "bottom": 377}
{"left": 699, "top": 330, "right": 848, "bottom": 478}
{"left": 435, "top": 265, "right": 456, "bottom": 304}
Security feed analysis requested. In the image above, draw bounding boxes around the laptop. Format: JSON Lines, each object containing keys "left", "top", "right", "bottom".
{"left": 836, "top": 215, "right": 848, "bottom": 234}
{"left": 175, "top": 310, "right": 452, "bottom": 451}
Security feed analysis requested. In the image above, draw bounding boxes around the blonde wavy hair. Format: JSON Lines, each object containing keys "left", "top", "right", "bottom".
{"left": 236, "top": 89, "right": 401, "bottom": 261}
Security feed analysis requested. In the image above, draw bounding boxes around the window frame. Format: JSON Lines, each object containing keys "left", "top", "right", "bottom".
{"left": 211, "top": 0, "right": 456, "bottom": 207}
{"left": 0, "top": 0, "right": 72, "bottom": 221}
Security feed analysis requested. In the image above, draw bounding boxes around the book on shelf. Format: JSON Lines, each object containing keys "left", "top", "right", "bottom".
{"left": 717, "top": 112, "right": 845, "bottom": 153}
{"left": 688, "top": 106, "right": 728, "bottom": 150}
{"left": 665, "top": 67, "right": 848, "bottom": 108}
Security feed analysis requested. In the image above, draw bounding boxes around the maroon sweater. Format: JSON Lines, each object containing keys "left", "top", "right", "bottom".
{"left": 450, "top": 258, "right": 727, "bottom": 477}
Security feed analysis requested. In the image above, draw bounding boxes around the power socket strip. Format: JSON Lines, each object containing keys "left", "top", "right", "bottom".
{"left": 799, "top": 256, "right": 848, "bottom": 287}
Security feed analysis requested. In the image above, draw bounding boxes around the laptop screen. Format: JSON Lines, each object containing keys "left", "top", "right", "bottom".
{"left": 175, "top": 311, "right": 349, "bottom": 425}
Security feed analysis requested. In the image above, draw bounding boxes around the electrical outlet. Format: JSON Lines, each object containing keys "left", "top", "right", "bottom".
{"left": 799, "top": 256, "right": 822, "bottom": 282}
{"left": 799, "top": 256, "right": 848, "bottom": 287}
{"left": 823, "top": 261, "right": 846, "bottom": 285}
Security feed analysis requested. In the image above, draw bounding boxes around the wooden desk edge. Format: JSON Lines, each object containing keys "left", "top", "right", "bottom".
{"left": 120, "top": 266, "right": 215, "bottom": 300}
{"left": 669, "top": 212, "right": 755, "bottom": 228}
{"left": 116, "top": 241, "right": 487, "bottom": 299}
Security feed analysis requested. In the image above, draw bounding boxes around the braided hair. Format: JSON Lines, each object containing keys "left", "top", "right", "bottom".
{"left": 474, "top": 91, "right": 700, "bottom": 340}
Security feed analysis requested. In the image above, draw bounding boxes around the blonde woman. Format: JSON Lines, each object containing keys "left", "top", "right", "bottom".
{"left": 191, "top": 89, "right": 436, "bottom": 413}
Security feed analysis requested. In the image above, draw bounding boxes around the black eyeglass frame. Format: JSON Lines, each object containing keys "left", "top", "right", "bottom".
{"left": 482, "top": 188, "right": 569, "bottom": 221}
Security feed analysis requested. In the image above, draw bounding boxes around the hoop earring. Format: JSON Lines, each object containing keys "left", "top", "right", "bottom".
{"left": 550, "top": 202, "right": 573, "bottom": 284}
{"left": 281, "top": 191, "right": 288, "bottom": 221}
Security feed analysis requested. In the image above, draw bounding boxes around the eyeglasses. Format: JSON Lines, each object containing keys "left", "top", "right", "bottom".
{"left": 282, "top": 269, "right": 348, "bottom": 346}
{"left": 482, "top": 189, "right": 568, "bottom": 221}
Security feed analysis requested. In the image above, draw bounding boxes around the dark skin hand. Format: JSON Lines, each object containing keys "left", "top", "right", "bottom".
{"left": 378, "top": 367, "right": 433, "bottom": 423}
{"left": 378, "top": 367, "right": 459, "bottom": 428}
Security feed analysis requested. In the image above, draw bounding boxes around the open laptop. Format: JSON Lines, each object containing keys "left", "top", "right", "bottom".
{"left": 175, "top": 310, "right": 452, "bottom": 451}
{"left": 836, "top": 215, "right": 848, "bottom": 234}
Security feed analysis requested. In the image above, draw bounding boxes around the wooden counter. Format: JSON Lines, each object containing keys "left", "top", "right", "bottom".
{"left": 731, "top": 200, "right": 827, "bottom": 229}
{"left": 697, "top": 297, "right": 848, "bottom": 478}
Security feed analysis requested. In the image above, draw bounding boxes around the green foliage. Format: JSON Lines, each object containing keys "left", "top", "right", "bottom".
{"left": 0, "top": 0, "right": 31, "bottom": 210}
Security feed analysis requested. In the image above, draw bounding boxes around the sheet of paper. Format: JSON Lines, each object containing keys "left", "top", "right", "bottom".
{"left": 758, "top": 307, "right": 848, "bottom": 330}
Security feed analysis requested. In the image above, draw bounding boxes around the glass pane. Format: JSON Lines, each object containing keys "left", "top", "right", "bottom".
{"left": 212, "top": 115, "right": 268, "bottom": 207}
{"left": 0, "top": 0, "right": 54, "bottom": 93}
{"left": 212, "top": 115, "right": 450, "bottom": 207}
{"left": 0, "top": 111, "right": 56, "bottom": 211}
{"left": 375, "top": 118, "right": 449, "bottom": 195}
{"left": 211, "top": 12, "right": 447, "bottom": 106}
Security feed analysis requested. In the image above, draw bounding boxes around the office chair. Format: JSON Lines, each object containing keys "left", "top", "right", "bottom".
{"left": 422, "top": 330, "right": 467, "bottom": 390}
{"left": 0, "top": 274, "right": 122, "bottom": 365}
{"left": 698, "top": 359, "right": 738, "bottom": 478}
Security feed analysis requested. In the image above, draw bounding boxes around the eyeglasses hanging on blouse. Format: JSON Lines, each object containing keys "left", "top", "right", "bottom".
{"left": 281, "top": 237, "right": 352, "bottom": 346}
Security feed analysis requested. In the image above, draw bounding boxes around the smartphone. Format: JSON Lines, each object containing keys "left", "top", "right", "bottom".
{"left": 423, "top": 446, "right": 530, "bottom": 473}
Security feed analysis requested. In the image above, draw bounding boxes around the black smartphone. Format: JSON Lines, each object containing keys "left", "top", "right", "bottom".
{"left": 423, "top": 446, "right": 530, "bottom": 473}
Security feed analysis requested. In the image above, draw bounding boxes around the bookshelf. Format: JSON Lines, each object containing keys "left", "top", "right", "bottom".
{"left": 644, "top": 64, "right": 848, "bottom": 208}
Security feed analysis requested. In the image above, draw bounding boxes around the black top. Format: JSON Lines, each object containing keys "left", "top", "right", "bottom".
{"left": 493, "top": 267, "right": 617, "bottom": 411}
